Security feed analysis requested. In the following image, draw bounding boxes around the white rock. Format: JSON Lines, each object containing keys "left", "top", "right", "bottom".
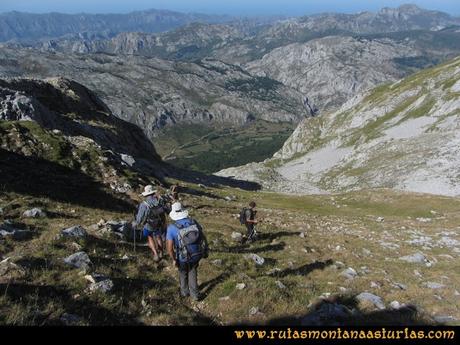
{"left": 275, "top": 280, "right": 286, "bottom": 289}
{"left": 22, "top": 208, "right": 46, "bottom": 218}
{"left": 389, "top": 301, "right": 402, "bottom": 309}
{"left": 399, "top": 252, "right": 427, "bottom": 263}
{"left": 63, "top": 252, "right": 91, "bottom": 270}
{"left": 249, "top": 307, "right": 259, "bottom": 315}
{"left": 245, "top": 253, "right": 265, "bottom": 266}
{"left": 416, "top": 217, "right": 432, "bottom": 223}
{"left": 236, "top": 283, "right": 246, "bottom": 290}
{"left": 423, "top": 282, "right": 445, "bottom": 289}
{"left": 356, "top": 292, "right": 385, "bottom": 310}
{"left": 61, "top": 225, "right": 87, "bottom": 238}
{"left": 231, "top": 232, "right": 243, "bottom": 242}
{"left": 340, "top": 267, "right": 357, "bottom": 279}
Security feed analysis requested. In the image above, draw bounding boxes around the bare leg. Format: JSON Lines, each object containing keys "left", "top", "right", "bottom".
{"left": 155, "top": 235, "right": 164, "bottom": 258}
{"left": 147, "top": 236, "right": 159, "bottom": 261}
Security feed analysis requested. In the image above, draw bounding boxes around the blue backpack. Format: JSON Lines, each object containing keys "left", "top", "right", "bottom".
{"left": 176, "top": 220, "right": 205, "bottom": 263}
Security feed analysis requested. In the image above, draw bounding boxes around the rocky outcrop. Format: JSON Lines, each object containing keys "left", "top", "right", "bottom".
{"left": 0, "top": 77, "right": 164, "bottom": 191}
{"left": 217, "top": 56, "right": 460, "bottom": 197}
{"left": 246, "top": 36, "right": 422, "bottom": 111}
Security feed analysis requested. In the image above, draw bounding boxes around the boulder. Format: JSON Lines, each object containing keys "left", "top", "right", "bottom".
{"left": 249, "top": 306, "right": 259, "bottom": 316}
{"left": 63, "top": 252, "right": 91, "bottom": 270}
{"left": 356, "top": 292, "right": 385, "bottom": 310}
{"left": 301, "top": 302, "right": 352, "bottom": 326}
{"left": 236, "top": 283, "right": 246, "bottom": 290}
{"left": 231, "top": 232, "right": 243, "bottom": 243}
{"left": 422, "top": 282, "right": 445, "bottom": 289}
{"left": 389, "top": 301, "right": 403, "bottom": 310}
{"left": 340, "top": 267, "right": 358, "bottom": 280}
{"left": 61, "top": 225, "right": 88, "bottom": 239}
{"left": 120, "top": 154, "right": 135, "bottom": 167}
{"left": 244, "top": 253, "right": 265, "bottom": 266}
{"left": 399, "top": 253, "right": 427, "bottom": 264}
{"left": 22, "top": 208, "right": 47, "bottom": 218}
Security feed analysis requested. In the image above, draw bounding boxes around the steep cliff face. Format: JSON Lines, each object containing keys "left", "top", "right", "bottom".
{"left": 216, "top": 56, "right": 460, "bottom": 197}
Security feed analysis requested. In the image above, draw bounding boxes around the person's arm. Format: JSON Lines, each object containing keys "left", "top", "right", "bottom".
{"left": 133, "top": 203, "right": 146, "bottom": 228}
{"left": 197, "top": 222, "right": 209, "bottom": 258}
{"left": 166, "top": 226, "right": 178, "bottom": 266}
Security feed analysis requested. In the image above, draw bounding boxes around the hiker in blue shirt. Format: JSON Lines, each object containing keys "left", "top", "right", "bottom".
{"left": 133, "top": 185, "right": 166, "bottom": 262}
{"left": 166, "top": 202, "right": 208, "bottom": 301}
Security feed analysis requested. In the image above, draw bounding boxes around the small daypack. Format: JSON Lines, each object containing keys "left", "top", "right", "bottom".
{"left": 176, "top": 220, "right": 205, "bottom": 263}
{"left": 143, "top": 200, "right": 164, "bottom": 228}
{"left": 239, "top": 207, "right": 249, "bottom": 225}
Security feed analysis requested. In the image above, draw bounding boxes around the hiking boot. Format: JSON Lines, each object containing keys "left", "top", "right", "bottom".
{"left": 190, "top": 294, "right": 201, "bottom": 302}
{"left": 153, "top": 254, "right": 160, "bottom": 262}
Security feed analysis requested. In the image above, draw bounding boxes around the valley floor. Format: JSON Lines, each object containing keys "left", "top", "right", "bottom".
{"left": 1, "top": 184, "right": 459, "bottom": 325}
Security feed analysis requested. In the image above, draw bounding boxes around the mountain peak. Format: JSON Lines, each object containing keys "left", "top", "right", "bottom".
{"left": 397, "top": 4, "right": 424, "bottom": 13}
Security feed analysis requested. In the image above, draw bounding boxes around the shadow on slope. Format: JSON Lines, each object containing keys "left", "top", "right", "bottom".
{"left": 266, "top": 296, "right": 434, "bottom": 326}
{"left": 0, "top": 283, "right": 143, "bottom": 325}
{"left": 165, "top": 163, "right": 261, "bottom": 192}
{"left": 0, "top": 148, "right": 134, "bottom": 212}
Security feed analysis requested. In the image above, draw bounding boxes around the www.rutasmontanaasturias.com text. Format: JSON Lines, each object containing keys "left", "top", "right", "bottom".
{"left": 234, "top": 327, "right": 456, "bottom": 340}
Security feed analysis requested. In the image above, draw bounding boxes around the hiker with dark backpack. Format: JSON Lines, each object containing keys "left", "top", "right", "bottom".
{"left": 240, "top": 201, "right": 258, "bottom": 243}
{"left": 133, "top": 185, "right": 166, "bottom": 262}
{"left": 166, "top": 202, "right": 208, "bottom": 301}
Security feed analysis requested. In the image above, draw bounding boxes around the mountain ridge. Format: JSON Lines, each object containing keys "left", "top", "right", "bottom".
{"left": 216, "top": 55, "right": 460, "bottom": 197}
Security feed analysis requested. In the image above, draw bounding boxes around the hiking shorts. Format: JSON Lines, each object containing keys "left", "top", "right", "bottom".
{"left": 143, "top": 227, "right": 162, "bottom": 238}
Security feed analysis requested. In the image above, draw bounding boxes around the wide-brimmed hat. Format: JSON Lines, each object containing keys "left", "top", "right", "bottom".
{"left": 141, "top": 185, "right": 157, "bottom": 197}
{"left": 169, "top": 202, "right": 189, "bottom": 221}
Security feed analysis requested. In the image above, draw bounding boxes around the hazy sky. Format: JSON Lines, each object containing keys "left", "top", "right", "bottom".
{"left": 1, "top": 0, "right": 459, "bottom": 16}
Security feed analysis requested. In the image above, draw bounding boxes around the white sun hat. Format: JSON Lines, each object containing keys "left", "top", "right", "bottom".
{"left": 169, "top": 202, "right": 189, "bottom": 221}
{"left": 141, "top": 185, "right": 157, "bottom": 197}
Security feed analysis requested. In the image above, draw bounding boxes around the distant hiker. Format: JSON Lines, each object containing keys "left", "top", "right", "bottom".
{"left": 133, "top": 185, "right": 166, "bottom": 262}
{"left": 166, "top": 202, "right": 208, "bottom": 301}
{"left": 163, "top": 184, "right": 179, "bottom": 214}
{"left": 240, "top": 201, "right": 258, "bottom": 243}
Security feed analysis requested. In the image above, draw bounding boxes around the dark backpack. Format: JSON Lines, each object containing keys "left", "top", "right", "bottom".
{"left": 176, "top": 220, "right": 205, "bottom": 263}
{"left": 239, "top": 208, "right": 249, "bottom": 225}
{"left": 143, "top": 200, "right": 164, "bottom": 228}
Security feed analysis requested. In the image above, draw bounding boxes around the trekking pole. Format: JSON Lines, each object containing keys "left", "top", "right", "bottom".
{"left": 133, "top": 225, "right": 136, "bottom": 253}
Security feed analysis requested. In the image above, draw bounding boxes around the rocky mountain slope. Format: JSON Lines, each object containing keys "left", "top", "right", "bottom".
{"left": 0, "top": 77, "right": 165, "bottom": 198}
{"left": 246, "top": 36, "right": 423, "bottom": 111}
{"left": 0, "top": 48, "right": 305, "bottom": 141}
{"left": 0, "top": 9, "right": 232, "bottom": 43}
{"left": 217, "top": 56, "right": 460, "bottom": 197}
{"left": 17, "top": 6, "right": 460, "bottom": 114}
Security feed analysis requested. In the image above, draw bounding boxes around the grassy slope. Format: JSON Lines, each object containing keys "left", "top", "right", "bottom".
{"left": 1, "top": 181, "right": 459, "bottom": 325}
